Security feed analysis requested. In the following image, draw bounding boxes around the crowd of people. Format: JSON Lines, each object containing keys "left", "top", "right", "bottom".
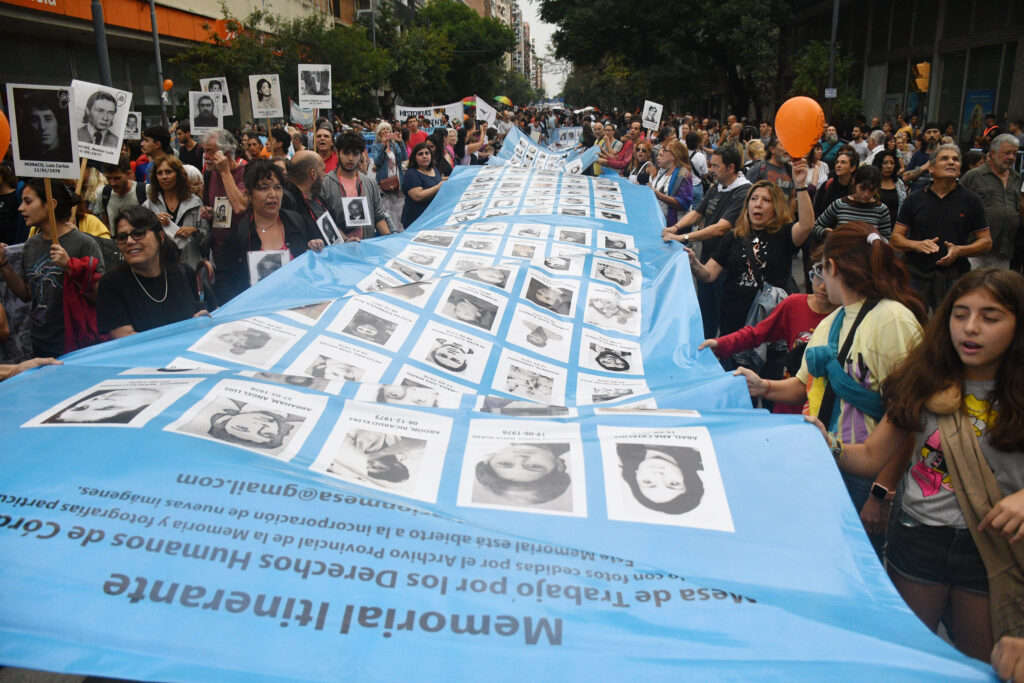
{"left": 1, "top": 98, "right": 1024, "bottom": 676}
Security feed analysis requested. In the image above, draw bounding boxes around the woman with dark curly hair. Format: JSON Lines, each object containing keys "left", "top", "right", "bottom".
{"left": 215, "top": 160, "right": 317, "bottom": 301}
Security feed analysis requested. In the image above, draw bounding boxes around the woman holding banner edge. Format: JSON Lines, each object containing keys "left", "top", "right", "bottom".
{"left": 735, "top": 222, "right": 927, "bottom": 557}
{"left": 401, "top": 143, "right": 444, "bottom": 228}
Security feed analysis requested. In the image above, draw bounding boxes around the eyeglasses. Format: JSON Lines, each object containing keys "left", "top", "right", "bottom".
{"left": 114, "top": 228, "right": 149, "bottom": 244}
{"left": 808, "top": 264, "right": 824, "bottom": 282}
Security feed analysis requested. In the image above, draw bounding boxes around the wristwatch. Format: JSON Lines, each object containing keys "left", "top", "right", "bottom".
{"left": 681, "top": 233, "right": 691, "bottom": 244}
{"left": 869, "top": 482, "right": 894, "bottom": 502}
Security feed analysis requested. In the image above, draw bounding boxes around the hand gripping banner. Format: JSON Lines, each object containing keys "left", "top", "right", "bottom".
{"left": 0, "top": 165, "right": 990, "bottom": 680}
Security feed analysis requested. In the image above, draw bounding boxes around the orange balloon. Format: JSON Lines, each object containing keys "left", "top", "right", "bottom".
{"left": 163, "top": 79, "right": 174, "bottom": 91}
{"left": 774, "top": 96, "right": 825, "bottom": 159}
{"left": 0, "top": 111, "right": 9, "bottom": 162}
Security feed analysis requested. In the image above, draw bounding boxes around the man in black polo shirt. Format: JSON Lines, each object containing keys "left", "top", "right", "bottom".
{"left": 663, "top": 145, "right": 750, "bottom": 337}
{"left": 892, "top": 143, "right": 991, "bottom": 309}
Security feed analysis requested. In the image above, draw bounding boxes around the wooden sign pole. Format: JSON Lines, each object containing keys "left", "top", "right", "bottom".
{"left": 70, "top": 157, "right": 88, "bottom": 224}
{"left": 43, "top": 178, "right": 59, "bottom": 246}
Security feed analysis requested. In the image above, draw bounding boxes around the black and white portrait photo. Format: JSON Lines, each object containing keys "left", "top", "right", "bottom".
{"left": 297, "top": 64, "right": 331, "bottom": 109}
{"left": 457, "top": 421, "right": 587, "bottom": 516}
{"left": 248, "top": 249, "right": 288, "bottom": 286}
{"left": 584, "top": 287, "right": 642, "bottom": 335}
{"left": 641, "top": 99, "right": 663, "bottom": 131}
{"left": 412, "top": 231, "right": 454, "bottom": 248}
{"left": 7, "top": 83, "right": 79, "bottom": 177}
{"left": 25, "top": 378, "right": 199, "bottom": 429}
{"left": 524, "top": 276, "right": 575, "bottom": 316}
{"left": 165, "top": 379, "right": 326, "bottom": 462}
{"left": 598, "top": 427, "right": 734, "bottom": 531}
{"left": 594, "top": 260, "right": 639, "bottom": 290}
{"left": 310, "top": 402, "right": 453, "bottom": 503}
{"left": 189, "top": 91, "right": 222, "bottom": 136}
{"left": 71, "top": 79, "right": 132, "bottom": 163}
{"left": 124, "top": 111, "right": 141, "bottom": 141}
{"left": 341, "top": 308, "right": 397, "bottom": 346}
{"left": 441, "top": 289, "right": 500, "bottom": 332}
{"left": 200, "top": 77, "right": 233, "bottom": 116}
{"left": 462, "top": 266, "right": 511, "bottom": 290}
{"left": 556, "top": 229, "right": 588, "bottom": 245}
{"left": 322, "top": 429, "right": 427, "bottom": 492}
{"left": 187, "top": 317, "right": 305, "bottom": 370}
{"left": 212, "top": 197, "right": 231, "bottom": 228}
{"left": 342, "top": 196, "right": 371, "bottom": 229}
{"left": 249, "top": 73, "right": 283, "bottom": 119}
{"left": 316, "top": 211, "right": 342, "bottom": 245}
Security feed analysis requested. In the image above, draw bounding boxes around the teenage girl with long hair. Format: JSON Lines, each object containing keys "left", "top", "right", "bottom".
{"left": 737, "top": 222, "right": 927, "bottom": 551}
{"left": 812, "top": 267, "right": 1024, "bottom": 661}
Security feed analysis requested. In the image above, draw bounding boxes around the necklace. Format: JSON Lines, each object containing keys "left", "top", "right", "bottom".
{"left": 131, "top": 268, "right": 168, "bottom": 303}
{"left": 256, "top": 217, "right": 280, "bottom": 234}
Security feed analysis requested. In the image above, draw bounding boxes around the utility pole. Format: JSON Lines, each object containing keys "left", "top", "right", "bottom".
{"left": 149, "top": 0, "right": 169, "bottom": 129}
{"left": 825, "top": 0, "right": 840, "bottom": 122}
{"left": 90, "top": 0, "right": 112, "bottom": 86}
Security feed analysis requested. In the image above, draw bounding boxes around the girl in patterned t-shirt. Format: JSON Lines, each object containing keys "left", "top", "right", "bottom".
{"left": 815, "top": 267, "right": 1024, "bottom": 661}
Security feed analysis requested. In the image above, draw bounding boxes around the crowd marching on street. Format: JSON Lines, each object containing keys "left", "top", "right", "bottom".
{"left": 2, "top": 90, "right": 1024, "bottom": 679}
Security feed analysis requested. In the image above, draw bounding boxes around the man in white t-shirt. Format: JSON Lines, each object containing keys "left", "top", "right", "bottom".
{"left": 864, "top": 129, "right": 886, "bottom": 165}
{"left": 849, "top": 124, "right": 870, "bottom": 161}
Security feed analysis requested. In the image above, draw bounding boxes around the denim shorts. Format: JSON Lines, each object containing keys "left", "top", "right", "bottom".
{"left": 884, "top": 513, "right": 989, "bottom": 595}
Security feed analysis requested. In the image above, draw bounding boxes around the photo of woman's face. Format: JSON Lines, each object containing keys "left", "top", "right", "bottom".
{"left": 313, "top": 358, "right": 359, "bottom": 381}
{"left": 432, "top": 344, "right": 465, "bottom": 370}
{"left": 486, "top": 444, "right": 558, "bottom": 483}
{"left": 382, "top": 386, "right": 435, "bottom": 406}
{"left": 219, "top": 411, "right": 282, "bottom": 445}
{"left": 635, "top": 449, "right": 685, "bottom": 503}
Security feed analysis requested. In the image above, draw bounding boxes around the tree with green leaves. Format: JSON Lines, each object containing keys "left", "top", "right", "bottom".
{"left": 414, "top": 0, "right": 516, "bottom": 103}
{"left": 790, "top": 40, "right": 862, "bottom": 124}
{"left": 496, "top": 71, "right": 538, "bottom": 109}
{"left": 370, "top": 3, "right": 455, "bottom": 107}
{"left": 542, "top": 0, "right": 796, "bottom": 118}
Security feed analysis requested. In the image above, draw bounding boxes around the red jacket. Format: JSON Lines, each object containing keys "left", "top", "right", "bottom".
{"left": 713, "top": 294, "right": 828, "bottom": 415}
{"left": 63, "top": 255, "right": 107, "bottom": 352}
{"left": 604, "top": 138, "right": 634, "bottom": 170}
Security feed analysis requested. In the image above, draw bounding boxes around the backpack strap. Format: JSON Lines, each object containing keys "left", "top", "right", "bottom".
{"left": 815, "top": 300, "right": 881, "bottom": 429}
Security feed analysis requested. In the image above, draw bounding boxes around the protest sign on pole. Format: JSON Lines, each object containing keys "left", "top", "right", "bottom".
{"left": 641, "top": 100, "right": 663, "bottom": 132}
{"left": 298, "top": 64, "right": 332, "bottom": 109}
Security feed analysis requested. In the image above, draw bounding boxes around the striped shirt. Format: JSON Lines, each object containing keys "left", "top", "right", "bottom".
{"left": 812, "top": 196, "right": 892, "bottom": 239}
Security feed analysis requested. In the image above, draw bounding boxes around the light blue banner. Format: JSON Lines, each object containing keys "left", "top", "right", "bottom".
{"left": 493, "top": 127, "right": 599, "bottom": 175}
{"left": 0, "top": 165, "right": 990, "bottom": 680}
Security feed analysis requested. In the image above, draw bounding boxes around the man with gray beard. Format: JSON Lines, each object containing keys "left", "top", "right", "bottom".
{"left": 820, "top": 124, "right": 843, "bottom": 166}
